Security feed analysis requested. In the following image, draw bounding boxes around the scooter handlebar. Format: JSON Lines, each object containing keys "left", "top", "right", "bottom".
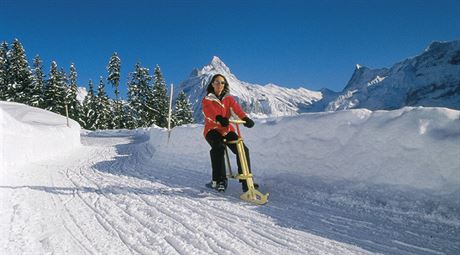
{"left": 229, "top": 119, "right": 246, "bottom": 124}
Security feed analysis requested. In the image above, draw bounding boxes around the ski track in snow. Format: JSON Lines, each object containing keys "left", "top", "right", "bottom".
{"left": 1, "top": 131, "right": 459, "bottom": 254}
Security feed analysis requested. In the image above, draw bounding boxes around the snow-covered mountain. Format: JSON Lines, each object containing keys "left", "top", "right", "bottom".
{"left": 326, "top": 40, "right": 460, "bottom": 111}
{"left": 177, "top": 56, "right": 323, "bottom": 121}
{"left": 77, "top": 86, "right": 88, "bottom": 104}
{"left": 178, "top": 40, "right": 460, "bottom": 122}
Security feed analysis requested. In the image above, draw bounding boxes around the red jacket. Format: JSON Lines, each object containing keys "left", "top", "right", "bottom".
{"left": 202, "top": 93, "right": 247, "bottom": 137}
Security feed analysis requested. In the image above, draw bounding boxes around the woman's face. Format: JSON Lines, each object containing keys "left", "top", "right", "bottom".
{"left": 212, "top": 76, "right": 225, "bottom": 96}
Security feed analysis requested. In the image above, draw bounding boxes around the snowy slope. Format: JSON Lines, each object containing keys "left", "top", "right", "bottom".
{"left": 327, "top": 40, "right": 460, "bottom": 111}
{"left": 0, "top": 101, "right": 81, "bottom": 169}
{"left": 151, "top": 107, "right": 460, "bottom": 193}
{"left": 1, "top": 103, "right": 459, "bottom": 254}
{"left": 177, "top": 57, "right": 323, "bottom": 121}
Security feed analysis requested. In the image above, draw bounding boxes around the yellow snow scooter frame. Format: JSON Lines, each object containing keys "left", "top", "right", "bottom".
{"left": 223, "top": 119, "right": 269, "bottom": 205}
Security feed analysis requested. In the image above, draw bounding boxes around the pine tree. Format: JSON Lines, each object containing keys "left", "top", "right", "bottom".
{"left": 152, "top": 65, "right": 169, "bottom": 128}
{"left": 120, "top": 102, "right": 137, "bottom": 129}
{"left": 95, "top": 76, "right": 111, "bottom": 130}
{"left": 44, "top": 61, "right": 66, "bottom": 114}
{"left": 139, "top": 67, "right": 154, "bottom": 127}
{"left": 127, "top": 62, "right": 152, "bottom": 128}
{"left": 30, "top": 55, "right": 45, "bottom": 108}
{"left": 143, "top": 75, "right": 155, "bottom": 127}
{"left": 58, "top": 67, "right": 69, "bottom": 114}
{"left": 111, "top": 99, "right": 123, "bottom": 129}
{"left": 173, "top": 90, "right": 195, "bottom": 126}
{"left": 107, "top": 52, "right": 121, "bottom": 99}
{"left": 66, "top": 64, "right": 83, "bottom": 123}
{"left": 107, "top": 52, "right": 122, "bottom": 128}
{"left": 0, "top": 41, "right": 10, "bottom": 101}
{"left": 82, "top": 80, "right": 97, "bottom": 130}
{"left": 8, "top": 39, "right": 33, "bottom": 104}
{"left": 43, "top": 61, "right": 59, "bottom": 112}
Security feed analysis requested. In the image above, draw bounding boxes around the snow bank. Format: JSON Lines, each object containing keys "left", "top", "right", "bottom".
{"left": 149, "top": 107, "right": 460, "bottom": 193}
{"left": 0, "top": 101, "right": 81, "bottom": 168}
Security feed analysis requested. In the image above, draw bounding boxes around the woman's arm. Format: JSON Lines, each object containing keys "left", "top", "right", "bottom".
{"left": 228, "top": 96, "right": 247, "bottom": 120}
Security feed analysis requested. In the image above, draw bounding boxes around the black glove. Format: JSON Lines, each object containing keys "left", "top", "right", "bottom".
{"left": 216, "top": 115, "right": 229, "bottom": 127}
{"left": 243, "top": 117, "right": 254, "bottom": 128}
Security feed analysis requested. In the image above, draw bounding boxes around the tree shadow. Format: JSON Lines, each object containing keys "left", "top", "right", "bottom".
{"left": 82, "top": 132, "right": 213, "bottom": 200}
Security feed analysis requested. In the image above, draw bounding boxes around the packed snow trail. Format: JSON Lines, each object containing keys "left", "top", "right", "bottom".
{"left": 1, "top": 131, "right": 366, "bottom": 254}
{"left": 1, "top": 130, "right": 458, "bottom": 254}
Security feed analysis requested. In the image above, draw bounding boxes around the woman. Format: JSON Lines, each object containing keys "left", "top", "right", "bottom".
{"left": 202, "top": 74, "right": 255, "bottom": 192}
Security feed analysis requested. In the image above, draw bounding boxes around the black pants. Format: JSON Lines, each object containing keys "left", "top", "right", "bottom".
{"left": 205, "top": 130, "right": 251, "bottom": 183}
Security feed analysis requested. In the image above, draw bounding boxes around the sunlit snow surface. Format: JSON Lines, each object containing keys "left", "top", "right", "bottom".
{"left": 1, "top": 102, "right": 459, "bottom": 254}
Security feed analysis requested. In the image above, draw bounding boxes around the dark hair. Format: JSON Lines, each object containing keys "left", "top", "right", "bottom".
{"left": 206, "top": 74, "right": 230, "bottom": 95}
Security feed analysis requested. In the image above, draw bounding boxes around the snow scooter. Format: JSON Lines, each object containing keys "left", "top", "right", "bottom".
{"left": 223, "top": 119, "right": 269, "bottom": 205}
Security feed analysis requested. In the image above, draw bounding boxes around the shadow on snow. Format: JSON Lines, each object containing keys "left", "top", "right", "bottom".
{"left": 89, "top": 132, "right": 460, "bottom": 254}
{"left": 7, "top": 131, "right": 457, "bottom": 255}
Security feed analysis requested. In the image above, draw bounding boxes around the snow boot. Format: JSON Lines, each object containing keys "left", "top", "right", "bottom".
{"left": 205, "top": 181, "right": 217, "bottom": 189}
{"left": 217, "top": 180, "right": 227, "bottom": 192}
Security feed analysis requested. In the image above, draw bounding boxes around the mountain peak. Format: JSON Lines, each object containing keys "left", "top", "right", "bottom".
{"left": 333, "top": 39, "right": 460, "bottom": 111}
{"left": 425, "top": 40, "right": 449, "bottom": 52}
{"left": 178, "top": 56, "right": 324, "bottom": 121}
{"left": 355, "top": 64, "right": 369, "bottom": 71}
{"left": 211, "top": 56, "right": 224, "bottom": 66}
{"left": 201, "top": 56, "right": 232, "bottom": 75}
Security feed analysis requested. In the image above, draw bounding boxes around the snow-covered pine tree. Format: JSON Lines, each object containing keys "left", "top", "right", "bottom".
{"left": 58, "top": 67, "right": 69, "bottom": 115}
{"left": 0, "top": 41, "right": 9, "bottom": 101}
{"left": 152, "top": 65, "right": 169, "bottom": 128}
{"left": 30, "top": 55, "right": 45, "bottom": 108}
{"left": 95, "top": 76, "right": 111, "bottom": 130}
{"left": 173, "top": 90, "right": 195, "bottom": 127}
{"left": 66, "top": 64, "right": 83, "bottom": 124}
{"left": 82, "top": 80, "right": 97, "bottom": 130}
{"left": 107, "top": 52, "right": 121, "bottom": 99}
{"left": 111, "top": 97, "right": 123, "bottom": 129}
{"left": 9, "top": 39, "right": 33, "bottom": 104}
{"left": 44, "top": 61, "right": 65, "bottom": 114}
{"left": 143, "top": 75, "right": 156, "bottom": 127}
{"left": 139, "top": 67, "right": 154, "bottom": 127}
{"left": 120, "top": 102, "right": 137, "bottom": 129}
{"left": 127, "top": 62, "right": 152, "bottom": 128}
{"left": 107, "top": 52, "right": 122, "bottom": 128}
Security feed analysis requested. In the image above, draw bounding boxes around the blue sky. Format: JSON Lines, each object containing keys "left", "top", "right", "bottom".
{"left": 1, "top": 0, "right": 459, "bottom": 98}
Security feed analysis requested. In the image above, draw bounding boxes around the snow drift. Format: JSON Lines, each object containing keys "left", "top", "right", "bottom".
{"left": 0, "top": 101, "right": 81, "bottom": 168}
{"left": 150, "top": 107, "right": 460, "bottom": 193}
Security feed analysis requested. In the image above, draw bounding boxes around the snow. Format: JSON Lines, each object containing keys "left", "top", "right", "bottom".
{"left": 151, "top": 106, "right": 460, "bottom": 193}
{"left": 367, "top": 75, "right": 386, "bottom": 86}
{"left": 181, "top": 41, "right": 460, "bottom": 119}
{"left": 0, "top": 101, "right": 81, "bottom": 169}
{"left": 77, "top": 86, "right": 88, "bottom": 104}
{"left": 329, "top": 40, "right": 460, "bottom": 111}
{"left": 1, "top": 102, "right": 459, "bottom": 254}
